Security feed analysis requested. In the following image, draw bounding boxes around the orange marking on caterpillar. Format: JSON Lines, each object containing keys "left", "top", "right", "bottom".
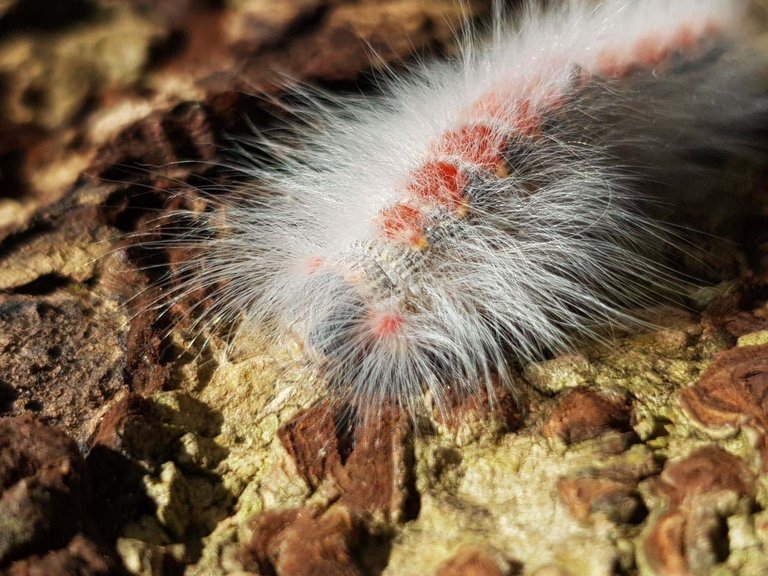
{"left": 672, "top": 25, "right": 698, "bottom": 52}
{"left": 305, "top": 256, "right": 325, "bottom": 274}
{"left": 597, "top": 20, "right": 724, "bottom": 78}
{"left": 635, "top": 35, "right": 672, "bottom": 69}
{"left": 494, "top": 160, "right": 511, "bottom": 179}
{"left": 433, "top": 124, "right": 506, "bottom": 171}
{"left": 378, "top": 203, "right": 428, "bottom": 249}
{"left": 595, "top": 49, "right": 633, "bottom": 78}
{"left": 470, "top": 94, "right": 542, "bottom": 136}
{"left": 407, "top": 161, "right": 469, "bottom": 213}
{"left": 514, "top": 100, "right": 543, "bottom": 137}
{"left": 369, "top": 311, "right": 405, "bottom": 339}
{"left": 703, "top": 19, "right": 723, "bottom": 37}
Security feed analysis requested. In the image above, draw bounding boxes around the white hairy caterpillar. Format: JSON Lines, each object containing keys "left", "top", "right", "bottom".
{"left": 148, "top": 0, "right": 765, "bottom": 418}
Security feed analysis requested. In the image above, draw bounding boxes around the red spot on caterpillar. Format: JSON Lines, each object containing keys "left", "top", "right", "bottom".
{"left": 513, "top": 100, "right": 543, "bottom": 136}
{"left": 595, "top": 49, "right": 633, "bottom": 78}
{"left": 378, "top": 203, "right": 427, "bottom": 248}
{"left": 408, "top": 161, "right": 468, "bottom": 212}
{"left": 305, "top": 256, "right": 325, "bottom": 274}
{"left": 470, "top": 94, "right": 542, "bottom": 136}
{"left": 672, "top": 25, "right": 698, "bottom": 52}
{"left": 433, "top": 124, "right": 506, "bottom": 171}
{"left": 369, "top": 311, "right": 405, "bottom": 339}
{"left": 635, "top": 35, "right": 671, "bottom": 69}
{"left": 703, "top": 19, "right": 723, "bottom": 37}
{"left": 597, "top": 20, "right": 724, "bottom": 78}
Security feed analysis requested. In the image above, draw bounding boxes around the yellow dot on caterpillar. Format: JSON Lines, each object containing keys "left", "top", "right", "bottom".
{"left": 453, "top": 202, "right": 470, "bottom": 219}
{"left": 494, "top": 161, "right": 511, "bottom": 179}
{"left": 410, "top": 235, "right": 430, "bottom": 251}
{"left": 305, "top": 256, "right": 325, "bottom": 274}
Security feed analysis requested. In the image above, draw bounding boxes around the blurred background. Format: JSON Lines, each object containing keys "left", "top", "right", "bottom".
{"left": 0, "top": 0, "right": 492, "bottom": 233}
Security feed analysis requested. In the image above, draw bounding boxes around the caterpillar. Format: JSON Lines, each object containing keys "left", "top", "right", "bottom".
{"left": 150, "top": 0, "right": 766, "bottom": 419}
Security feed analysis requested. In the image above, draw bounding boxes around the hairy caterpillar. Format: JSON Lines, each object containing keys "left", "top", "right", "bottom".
{"left": 149, "top": 0, "right": 765, "bottom": 419}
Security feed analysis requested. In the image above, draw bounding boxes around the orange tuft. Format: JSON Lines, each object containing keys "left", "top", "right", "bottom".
{"left": 369, "top": 311, "right": 405, "bottom": 339}
{"left": 305, "top": 256, "right": 325, "bottom": 274}
{"left": 596, "top": 49, "right": 632, "bottom": 78}
{"left": 470, "top": 94, "right": 542, "bottom": 136}
{"left": 378, "top": 203, "right": 428, "bottom": 248}
{"left": 635, "top": 35, "right": 671, "bottom": 68}
{"left": 672, "top": 25, "right": 698, "bottom": 52}
{"left": 407, "top": 161, "right": 468, "bottom": 212}
{"left": 434, "top": 124, "right": 506, "bottom": 170}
